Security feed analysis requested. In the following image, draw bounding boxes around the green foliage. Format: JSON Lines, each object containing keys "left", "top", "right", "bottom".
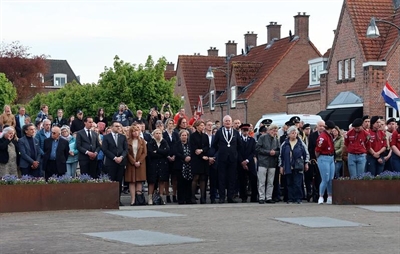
{"left": 0, "top": 73, "right": 17, "bottom": 109}
{"left": 25, "top": 56, "right": 181, "bottom": 120}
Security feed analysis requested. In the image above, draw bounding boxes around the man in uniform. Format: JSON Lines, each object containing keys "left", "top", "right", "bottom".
{"left": 384, "top": 118, "right": 396, "bottom": 171}
{"left": 362, "top": 115, "right": 370, "bottom": 131}
{"left": 366, "top": 116, "right": 387, "bottom": 176}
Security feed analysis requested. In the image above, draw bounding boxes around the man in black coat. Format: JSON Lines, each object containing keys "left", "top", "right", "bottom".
{"left": 42, "top": 126, "right": 69, "bottom": 180}
{"left": 238, "top": 123, "right": 257, "bottom": 203}
{"left": 76, "top": 117, "right": 101, "bottom": 178}
{"left": 102, "top": 121, "right": 128, "bottom": 205}
{"left": 212, "top": 115, "right": 243, "bottom": 203}
{"left": 52, "top": 109, "right": 69, "bottom": 128}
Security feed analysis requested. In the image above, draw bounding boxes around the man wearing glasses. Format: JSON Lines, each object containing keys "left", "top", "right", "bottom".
{"left": 42, "top": 126, "right": 69, "bottom": 180}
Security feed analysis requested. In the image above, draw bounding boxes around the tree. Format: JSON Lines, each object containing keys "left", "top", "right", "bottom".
{"left": 0, "top": 41, "right": 48, "bottom": 103}
{"left": 0, "top": 73, "right": 17, "bottom": 110}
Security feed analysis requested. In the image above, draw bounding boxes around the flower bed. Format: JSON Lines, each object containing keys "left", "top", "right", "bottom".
{"left": 333, "top": 172, "right": 400, "bottom": 205}
{"left": 0, "top": 174, "right": 119, "bottom": 213}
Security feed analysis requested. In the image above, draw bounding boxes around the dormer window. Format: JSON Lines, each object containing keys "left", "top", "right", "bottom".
{"left": 54, "top": 73, "right": 67, "bottom": 86}
{"left": 210, "top": 90, "right": 215, "bottom": 111}
{"left": 308, "top": 61, "right": 324, "bottom": 86}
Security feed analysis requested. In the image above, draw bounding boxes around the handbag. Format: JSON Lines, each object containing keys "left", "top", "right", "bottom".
{"left": 135, "top": 192, "right": 146, "bottom": 206}
{"left": 294, "top": 157, "right": 305, "bottom": 171}
{"left": 152, "top": 191, "right": 162, "bottom": 205}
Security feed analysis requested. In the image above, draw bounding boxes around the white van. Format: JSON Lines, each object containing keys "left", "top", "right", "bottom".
{"left": 254, "top": 113, "right": 322, "bottom": 135}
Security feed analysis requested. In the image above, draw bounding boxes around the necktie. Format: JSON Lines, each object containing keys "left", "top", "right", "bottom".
{"left": 87, "top": 130, "right": 92, "bottom": 143}
{"left": 114, "top": 133, "right": 118, "bottom": 147}
{"left": 227, "top": 129, "right": 231, "bottom": 139}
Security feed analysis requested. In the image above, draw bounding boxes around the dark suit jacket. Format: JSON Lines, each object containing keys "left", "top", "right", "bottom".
{"left": 42, "top": 138, "right": 69, "bottom": 174}
{"left": 238, "top": 136, "right": 257, "bottom": 175}
{"left": 212, "top": 127, "right": 243, "bottom": 163}
{"left": 15, "top": 114, "right": 29, "bottom": 138}
{"left": 308, "top": 130, "right": 320, "bottom": 160}
{"left": 0, "top": 137, "right": 19, "bottom": 165}
{"left": 18, "top": 136, "right": 41, "bottom": 168}
{"left": 163, "top": 130, "right": 180, "bottom": 156}
{"left": 52, "top": 117, "right": 69, "bottom": 128}
{"left": 75, "top": 129, "right": 101, "bottom": 162}
{"left": 189, "top": 131, "right": 209, "bottom": 174}
{"left": 102, "top": 132, "right": 128, "bottom": 167}
{"left": 143, "top": 132, "right": 152, "bottom": 143}
{"left": 174, "top": 141, "right": 189, "bottom": 171}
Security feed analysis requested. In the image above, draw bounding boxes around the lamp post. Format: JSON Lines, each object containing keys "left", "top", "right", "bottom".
{"left": 206, "top": 55, "right": 233, "bottom": 115}
{"left": 366, "top": 17, "right": 400, "bottom": 38}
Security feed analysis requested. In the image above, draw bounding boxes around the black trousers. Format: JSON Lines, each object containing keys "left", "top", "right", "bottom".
{"left": 177, "top": 174, "right": 192, "bottom": 203}
{"left": 218, "top": 158, "right": 237, "bottom": 200}
{"left": 45, "top": 160, "right": 62, "bottom": 181}
{"left": 208, "top": 164, "right": 218, "bottom": 200}
{"left": 105, "top": 164, "right": 125, "bottom": 197}
{"left": 238, "top": 167, "right": 258, "bottom": 202}
{"left": 79, "top": 159, "right": 98, "bottom": 179}
{"left": 272, "top": 165, "right": 281, "bottom": 200}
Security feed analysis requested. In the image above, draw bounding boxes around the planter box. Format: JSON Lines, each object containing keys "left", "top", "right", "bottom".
{"left": 0, "top": 182, "right": 119, "bottom": 213}
{"left": 333, "top": 180, "right": 400, "bottom": 205}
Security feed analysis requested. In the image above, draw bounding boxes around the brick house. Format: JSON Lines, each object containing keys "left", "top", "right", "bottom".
{"left": 318, "top": 0, "right": 400, "bottom": 129}
{"left": 197, "top": 13, "right": 322, "bottom": 125}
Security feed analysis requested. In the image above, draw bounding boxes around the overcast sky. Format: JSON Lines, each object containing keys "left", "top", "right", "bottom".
{"left": 1, "top": 0, "right": 343, "bottom": 84}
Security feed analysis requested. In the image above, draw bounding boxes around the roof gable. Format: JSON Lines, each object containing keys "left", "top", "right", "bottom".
{"left": 45, "top": 59, "right": 81, "bottom": 85}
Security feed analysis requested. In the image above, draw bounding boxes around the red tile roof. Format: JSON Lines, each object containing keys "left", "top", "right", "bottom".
{"left": 177, "top": 55, "right": 225, "bottom": 109}
{"left": 285, "top": 70, "right": 320, "bottom": 95}
{"left": 347, "top": 0, "right": 399, "bottom": 61}
{"left": 164, "top": 70, "right": 176, "bottom": 80}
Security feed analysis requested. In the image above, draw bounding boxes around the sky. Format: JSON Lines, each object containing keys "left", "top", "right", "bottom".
{"left": 0, "top": 0, "right": 343, "bottom": 84}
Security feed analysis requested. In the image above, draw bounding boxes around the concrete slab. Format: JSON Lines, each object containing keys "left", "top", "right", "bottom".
{"left": 104, "top": 210, "right": 184, "bottom": 218}
{"left": 357, "top": 205, "right": 400, "bottom": 212}
{"left": 84, "top": 229, "right": 203, "bottom": 246}
{"left": 275, "top": 216, "right": 368, "bottom": 228}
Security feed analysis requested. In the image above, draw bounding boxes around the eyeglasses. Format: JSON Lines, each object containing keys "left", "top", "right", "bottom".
{"left": 52, "top": 132, "right": 58, "bottom": 134}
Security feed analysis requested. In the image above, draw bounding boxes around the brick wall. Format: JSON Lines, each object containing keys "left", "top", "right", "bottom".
{"left": 287, "top": 92, "right": 320, "bottom": 114}
{"left": 173, "top": 66, "right": 192, "bottom": 116}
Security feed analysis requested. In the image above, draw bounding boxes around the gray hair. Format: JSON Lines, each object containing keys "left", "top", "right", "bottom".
{"left": 287, "top": 126, "right": 298, "bottom": 135}
{"left": 268, "top": 124, "right": 278, "bottom": 130}
{"left": 0, "top": 126, "right": 15, "bottom": 138}
{"left": 60, "top": 125, "right": 70, "bottom": 132}
{"left": 155, "top": 120, "right": 164, "bottom": 126}
{"left": 43, "top": 119, "right": 51, "bottom": 125}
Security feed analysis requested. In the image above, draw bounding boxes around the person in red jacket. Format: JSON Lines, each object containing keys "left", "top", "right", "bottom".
{"left": 315, "top": 120, "right": 335, "bottom": 204}
{"left": 345, "top": 118, "right": 370, "bottom": 179}
{"left": 366, "top": 116, "right": 387, "bottom": 176}
{"left": 390, "top": 120, "right": 400, "bottom": 172}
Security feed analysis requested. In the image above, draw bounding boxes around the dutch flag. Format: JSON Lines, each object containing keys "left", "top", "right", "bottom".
{"left": 381, "top": 81, "right": 399, "bottom": 111}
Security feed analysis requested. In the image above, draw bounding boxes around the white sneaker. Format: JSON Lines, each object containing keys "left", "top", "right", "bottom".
{"left": 326, "top": 196, "right": 332, "bottom": 205}
{"left": 318, "top": 197, "right": 324, "bottom": 204}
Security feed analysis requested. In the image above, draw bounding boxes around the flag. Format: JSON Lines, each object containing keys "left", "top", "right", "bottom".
{"left": 196, "top": 95, "right": 204, "bottom": 116}
{"left": 381, "top": 81, "right": 399, "bottom": 111}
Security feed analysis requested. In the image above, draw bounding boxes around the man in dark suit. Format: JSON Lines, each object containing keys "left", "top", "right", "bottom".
{"left": 18, "top": 123, "right": 41, "bottom": 177}
{"left": 212, "top": 115, "right": 243, "bottom": 203}
{"left": 76, "top": 117, "right": 101, "bottom": 178}
{"left": 238, "top": 123, "right": 258, "bottom": 203}
{"left": 42, "top": 126, "right": 69, "bottom": 180}
{"left": 102, "top": 121, "right": 128, "bottom": 205}
{"left": 15, "top": 106, "right": 29, "bottom": 138}
{"left": 52, "top": 109, "right": 68, "bottom": 128}
{"left": 205, "top": 119, "right": 218, "bottom": 204}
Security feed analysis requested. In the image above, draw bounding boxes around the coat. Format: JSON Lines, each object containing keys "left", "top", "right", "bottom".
{"left": 0, "top": 137, "right": 19, "bottom": 165}
{"left": 18, "top": 136, "right": 41, "bottom": 169}
{"left": 126, "top": 137, "right": 147, "bottom": 182}
{"left": 256, "top": 133, "right": 280, "bottom": 169}
{"left": 147, "top": 138, "right": 170, "bottom": 176}
{"left": 279, "top": 137, "right": 310, "bottom": 175}
{"left": 239, "top": 135, "right": 257, "bottom": 175}
{"left": 189, "top": 131, "right": 209, "bottom": 175}
{"left": 42, "top": 137, "right": 70, "bottom": 175}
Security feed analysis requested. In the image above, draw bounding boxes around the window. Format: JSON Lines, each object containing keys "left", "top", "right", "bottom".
{"left": 54, "top": 73, "right": 67, "bottom": 86}
{"left": 210, "top": 90, "right": 215, "bottom": 110}
{"left": 230, "top": 86, "right": 236, "bottom": 108}
{"left": 38, "top": 73, "right": 44, "bottom": 83}
{"left": 351, "top": 58, "right": 356, "bottom": 78}
{"left": 386, "top": 106, "right": 400, "bottom": 119}
{"left": 344, "top": 59, "right": 349, "bottom": 79}
{"left": 338, "top": 61, "right": 343, "bottom": 80}
{"left": 309, "top": 63, "right": 323, "bottom": 86}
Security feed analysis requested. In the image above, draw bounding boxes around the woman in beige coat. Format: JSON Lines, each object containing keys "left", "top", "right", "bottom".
{"left": 126, "top": 125, "right": 147, "bottom": 205}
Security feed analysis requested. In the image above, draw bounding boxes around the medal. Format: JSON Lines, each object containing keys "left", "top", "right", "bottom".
{"left": 222, "top": 128, "right": 233, "bottom": 147}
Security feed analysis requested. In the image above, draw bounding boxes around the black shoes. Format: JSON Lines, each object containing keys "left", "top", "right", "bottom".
{"left": 227, "top": 198, "right": 238, "bottom": 203}
{"left": 119, "top": 201, "right": 124, "bottom": 206}
{"left": 172, "top": 195, "right": 177, "bottom": 203}
{"left": 259, "top": 200, "right": 265, "bottom": 204}
{"left": 218, "top": 199, "right": 225, "bottom": 204}
{"left": 211, "top": 199, "right": 216, "bottom": 204}
{"left": 265, "top": 199, "right": 275, "bottom": 204}
{"left": 166, "top": 196, "right": 172, "bottom": 203}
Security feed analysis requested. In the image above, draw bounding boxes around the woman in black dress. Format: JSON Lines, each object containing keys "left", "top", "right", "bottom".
{"left": 189, "top": 120, "right": 209, "bottom": 204}
{"left": 163, "top": 118, "right": 180, "bottom": 203}
{"left": 174, "top": 129, "right": 192, "bottom": 204}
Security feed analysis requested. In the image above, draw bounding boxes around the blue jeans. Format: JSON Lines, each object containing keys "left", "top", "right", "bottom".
{"left": 347, "top": 153, "right": 366, "bottom": 179}
{"left": 317, "top": 155, "right": 335, "bottom": 196}
{"left": 66, "top": 162, "right": 78, "bottom": 177}
{"left": 391, "top": 153, "right": 400, "bottom": 172}
{"left": 366, "top": 154, "right": 385, "bottom": 176}
{"left": 285, "top": 170, "right": 303, "bottom": 202}
{"left": 334, "top": 161, "right": 343, "bottom": 178}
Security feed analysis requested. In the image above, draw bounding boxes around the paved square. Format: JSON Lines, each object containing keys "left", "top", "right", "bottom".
{"left": 275, "top": 216, "right": 368, "bottom": 228}
{"left": 357, "top": 205, "right": 400, "bottom": 212}
{"left": 104, "top": 210, "right": 185, "bottom": 218}
{"left": 84, "top": 229, "right": 203, "bottom": 246}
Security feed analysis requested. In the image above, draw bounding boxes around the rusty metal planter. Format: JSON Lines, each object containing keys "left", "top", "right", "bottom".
{"left": 0, "top": 182, "right": 119, "bottom": 213}
{"left": 333, "top": 180, "right": 400, "bottom": 205}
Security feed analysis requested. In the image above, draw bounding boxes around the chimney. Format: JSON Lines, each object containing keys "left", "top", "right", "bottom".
{"left": 166, "top": 62, "right": 174, "bottom": 71}
{"left": 207, "top": 47, "right": 219, "bottom": 56}
{"left": 294, "top": 12, "right": 310, "bottom": 41}
{"left": 225, "top": 40, "right": 237, "bottom": 56}
{"left": 244, "top": 31, "right": 257, "bottom": 48}
{"left": 266, "top": 22, "right": 281, "bottom": 42}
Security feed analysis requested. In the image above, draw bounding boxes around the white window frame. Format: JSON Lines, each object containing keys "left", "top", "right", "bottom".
{"left": 386, "top": 105, "right": 400, "bottom": 119}
{"left": 344, "top": 59, "right": 349, "bottom": 79}
{"left": 38, "top": 73, "right": 44, "bottom": 83}
{"left": 338, "top": 61, "right": 343, "bottom": 80}
{"left": 210, "top": 90, "right": 215, "bottom": 110}
{"left": 309, "top": 63, "right": 323, "bottom": 86}
{"left": 54, "top": 73, "right": 67, "bottom": 86}
{"left": 351, "top": 58, "right": 356, "bottom": 78}
{"left": 230, "top": 86, "right": 236, "bottom": 108}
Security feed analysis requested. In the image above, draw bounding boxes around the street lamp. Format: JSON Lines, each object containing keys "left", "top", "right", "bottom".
{"left": 366, "top": 17, "right": 400, "bottom": 38}
{"left": 206, "top": 55, "right": 233, "bottom": 115}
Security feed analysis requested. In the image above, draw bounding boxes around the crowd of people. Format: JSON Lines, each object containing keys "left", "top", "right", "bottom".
{"left": 1, "top": 102, "right": 399, "bottom": 206}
